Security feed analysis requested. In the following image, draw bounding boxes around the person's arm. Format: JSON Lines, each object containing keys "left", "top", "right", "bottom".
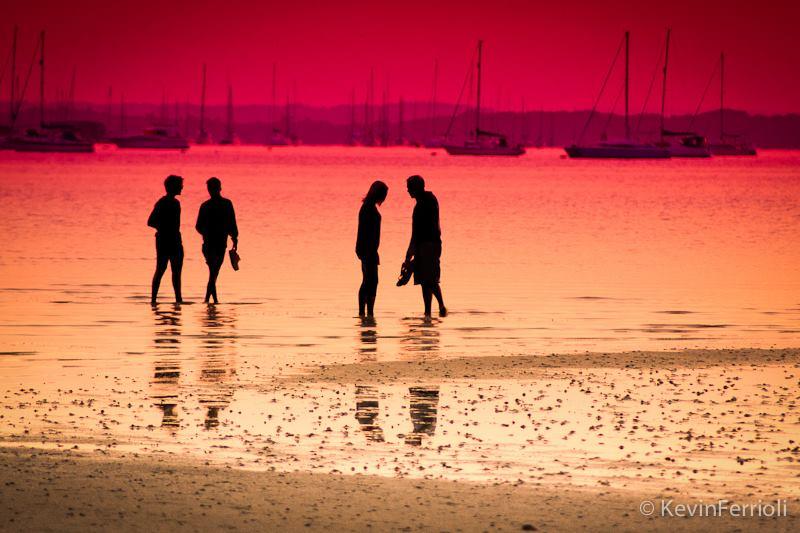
{"left": 405, "top": 233, "right": 416, "bottom": 262}
{"left": 147, "top": 201, "right": 160, "bottom": 230}
{"left": 406, "top": 206, "right": 417, "bottom": 262}
{"left": 195, "top": 204, "right": 205, "bottom": 236}
{"left": 229, "top": 202, "right": 238, "bottom": 250}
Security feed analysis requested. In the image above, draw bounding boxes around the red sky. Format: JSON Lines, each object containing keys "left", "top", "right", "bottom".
{"left": 3, "top": 0, "right": 799, "bottom": 114}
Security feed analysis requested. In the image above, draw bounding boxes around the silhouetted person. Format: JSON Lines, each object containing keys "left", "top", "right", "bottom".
{"left": 196, "top": 177, "right": 238, "bottom": 304}
{"left": 356, "top": 180, "right": 388, "bottom": 318}
{"left": 148, "top": 174, "right": 184, "bottom": 304}
{"left": 405, "top": 175, "right": 446, "bottom": 317}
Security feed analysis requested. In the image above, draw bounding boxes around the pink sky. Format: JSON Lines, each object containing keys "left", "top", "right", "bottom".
{"left": 3, "top": 0, "right": 799, "bottom": 114}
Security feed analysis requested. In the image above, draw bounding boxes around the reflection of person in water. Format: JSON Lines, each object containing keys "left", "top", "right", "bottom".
{"left": 354, "top": 385, "right": 385, "bottom": 442}
{"left": 196, "top": 177, "right": 238, "bottom": 304}
{"left": 198, "top": 304, "right": 237, "bottom": 429}
{"left": 148, "top": 174, "right": 184, "bottom": 305}
{"left": 404, "top": 175, "right": 446, "bottom": 317}
{"left": 405, "top": 386, "right": 440, "bottom": 446}
{"left": 150, "top": 304, "right": 182, "bottom": 428}
{"left": 353, "top": 384, "right": 440, "bottom": 446}
{"left": 356, "top": 180, "right": 388, "bottom": 318}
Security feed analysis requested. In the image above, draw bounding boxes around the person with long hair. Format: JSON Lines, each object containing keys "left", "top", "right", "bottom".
{"left": 356, "top": 180, "right": 389, "bottom": 318}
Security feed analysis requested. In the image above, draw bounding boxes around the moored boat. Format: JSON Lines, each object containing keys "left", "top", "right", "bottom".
{"left": 8, "top": 128, "right": 94, "bottom": 153}
{"left": 565, "top": 31, "right": 668, "bottom": 159}
{"left": 443, "top": 41, "right": 525, "bottom": 157}
{"left": 112, "top": 128, "right": 189, "bottom": 150}
{"left": 565, "top": 140, "right": 668, "bottom": 159}
{"left": 657, "top": 131, "right": 710, "bottom": 158}
{"left": 709, "top": 53, "right": 756, "bottom": 156}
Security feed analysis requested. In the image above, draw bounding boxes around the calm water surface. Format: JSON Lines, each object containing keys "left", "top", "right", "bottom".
{"left": 0, "top": 146, "right": 798, "bottom": 491}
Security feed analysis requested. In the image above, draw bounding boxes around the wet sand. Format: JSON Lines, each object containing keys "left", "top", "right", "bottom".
{"left": 2, "top": 446, "right": 797, "bottom": 533}
{"left": 2, "top": 348, "right": 799, "bottom": 531}
{"left": 286, "top": 347, "right": 800, "bottom": 383}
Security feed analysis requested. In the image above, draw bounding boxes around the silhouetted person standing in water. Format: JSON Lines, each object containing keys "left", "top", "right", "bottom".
{"left": 356, "top": 181, "right": 389, "bottom": 318}
{"left": 148, "top": 174, "right": 184, "bottom": 304}
{"left": 196, "top": 177, "right": 238, "bottom": 304}
{"left": 405, "top": 175, "right": 446, "bottom": 317}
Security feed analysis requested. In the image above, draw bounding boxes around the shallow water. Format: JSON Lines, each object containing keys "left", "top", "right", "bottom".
{"left": 0, "top": 146, "right": 799, "bottom": 491}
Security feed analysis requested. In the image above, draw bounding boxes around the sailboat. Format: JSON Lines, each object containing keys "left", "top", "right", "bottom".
{"left": 444, "top": 41, "right": 525, "bottom": 156}
{"left": 7, "top": 31, "right": 94, "bottom": 153}
{"left": 423, "top": 60, "right": 446, "bottom": 148}
{"left": 219, "top": 83, "right": 239, "bottom": 145}
{"left": 265, "top": 65, "right": 290, "bottom": 146}
{"left": 111, "top": 92, "right": 189, "bottom": 150}
{"left": 565, "top": 32, "right": 669, "bottom": 159}
{"left": 709, "top": 53, "right": 756, "bottom": 156}
{"left": 195, "top": 63, "right": 212, "bottom": 144}
{"left": 655, "top": 30, "right": 710, "bottom": 158}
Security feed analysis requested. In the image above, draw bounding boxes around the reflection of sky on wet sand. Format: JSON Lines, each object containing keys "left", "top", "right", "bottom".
{"left": 0, "top": 147, "right": 799, "bottom": 496}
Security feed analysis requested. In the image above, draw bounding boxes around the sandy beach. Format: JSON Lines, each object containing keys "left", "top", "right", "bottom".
{"left": 2, "top": 348, "right": 799, "bottom": 531}
{"left": 1, "top": 438, "right": 797, "bottom": 532}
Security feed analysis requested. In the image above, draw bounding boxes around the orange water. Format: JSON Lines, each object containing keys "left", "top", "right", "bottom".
{"left": 0, "top": 146, "right": 798, "bottom": 491}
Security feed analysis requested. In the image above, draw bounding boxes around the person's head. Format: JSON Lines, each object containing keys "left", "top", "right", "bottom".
{"left": 207, "top": 177, "right": 222, "bottom": 197}
{"left": 164, "top": 174, "right": 183, "bottom": 196}
{"left": 363, "top": 180, "right": 389, "bottom": 205}
{"left": 406, "top": 175, "right": 425, "bottom": 198}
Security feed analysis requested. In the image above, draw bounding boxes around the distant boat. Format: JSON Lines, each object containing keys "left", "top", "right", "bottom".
{"left": 657, "top": 131, "right": 710, "bottom": 158}
{"left": 444, "top": 41, "right": 525, "bottom": 157}
{"left": 565, "top": 31, "right": 668, "bottom": 159}
{"left": 195, "top": 63, "right": 212, "bottom": 145}
{"left": 7, "top": 31, "right": 95, "bottom": 153}
{"left": 655, "top": 30, "right": 710, "bottom": 158}
{"left": 112, "top": 128, "right": 189, "bottom": 150}
{"left": 565, "top": 140, "right": 668, "bottom": 159}
{"left": 708, "top": 53, "right": 756, "bottom": 156}
{"left": 219, "top": 84, "right": 240, "bottom": 145}
{"left": 8, "top": 128, "right": 94, "bottom": 153}
{"left": 422, "top": 60, "right": 446, "bottom": 149}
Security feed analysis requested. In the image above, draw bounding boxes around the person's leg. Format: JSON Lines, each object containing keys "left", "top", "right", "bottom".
{"left": 358, "top": 262, "right": 368, "bottom": 317}
{"left": 210, "top": 262, "right": 221, "bottom": 303}
{"left": 151, "top": 251, "right": 169, "bottom": 304}
{"left": 170, "top": 245, "right": 184, "bottom": 303}
{"left": 421, "top": 283, "right": 433, "bottom": 317}
{"left": 206, "top": 254, "right": 224, "bottom": 304}
{"left": 431, "top": 284, "right": 446, "bottom": 316}
{"left": 365, "top": 263, "right": 378, "bottom": 317}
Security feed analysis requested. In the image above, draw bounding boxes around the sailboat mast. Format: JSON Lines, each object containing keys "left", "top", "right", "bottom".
{"left": 271, "top": 63, "right": 277, "bottom": 133}
{"left": 226, "top": 84, "right": 234, "bottom": 140}
{"left": 349, "top": 88, "right": 355, "bottom": 143}
{"left": 475, "top": 40, "right": 483, "bottom": 137}
{"left": 429, "top": 59, "right": 438, "bottom": 138}
{"left": 39, "top": 30, "right": 45, "bottom": 128}
{"left": 199, "top": 63, "right": 207, "bottom": 136}
{"left": 120, "top": 93, "right": 125, "bottom": 134}
{"left": 719, "top": 52, "right": 725, "bottom": 140}
{"left": 10, "top": 26, "right": 17, "bottom": 125}
{"left": 660, "top": 29, "right": 671, "bottom": 139}
{"left": 624, "top": 31, "right": 629, "bottom": 139}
